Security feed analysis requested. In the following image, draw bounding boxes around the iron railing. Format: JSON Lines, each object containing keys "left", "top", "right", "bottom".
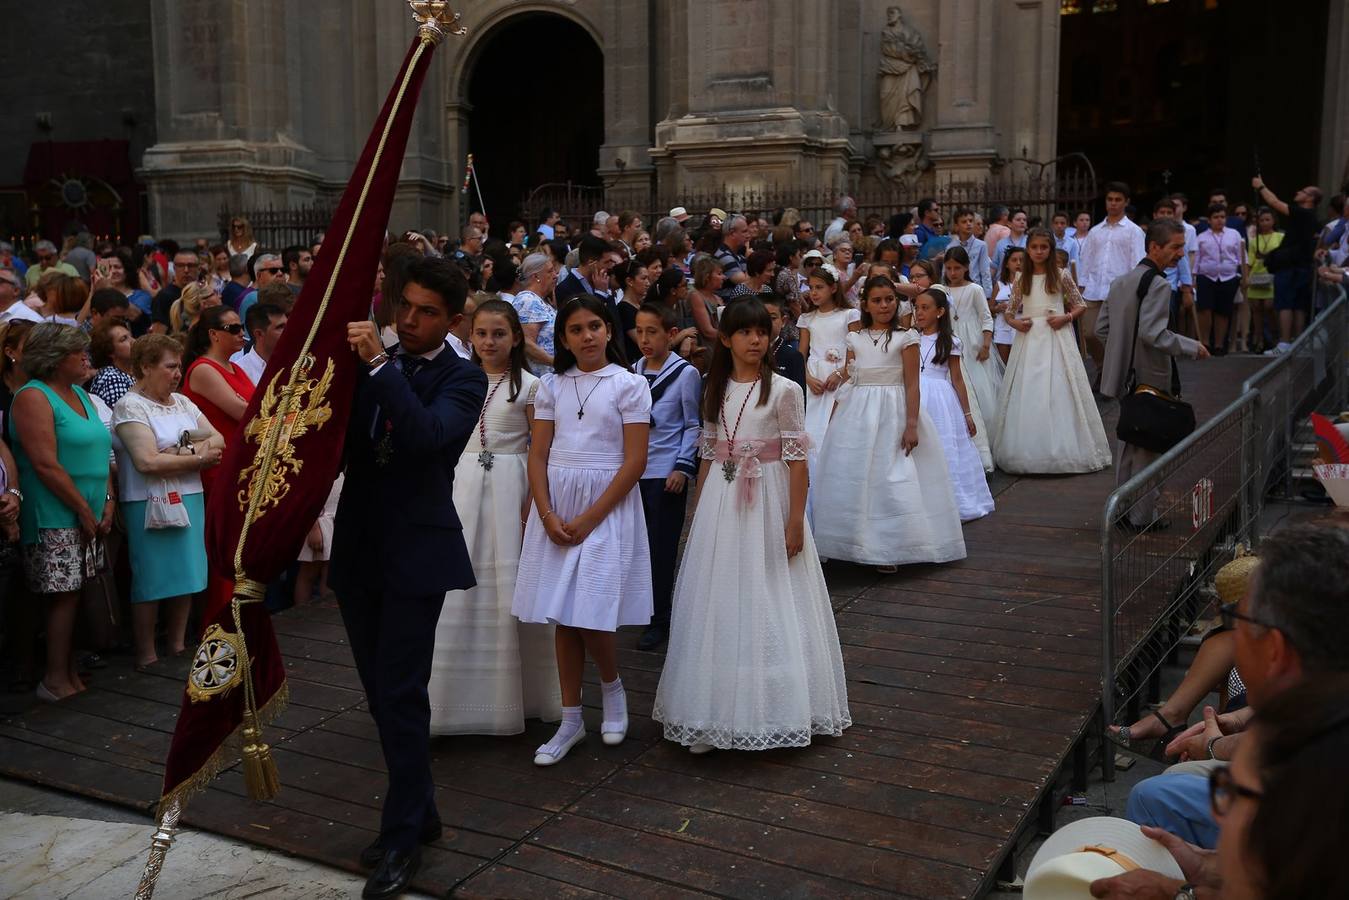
{"left": 217, "top": 205, "right": 334, "bottom": 255}
{"left": 1099, "top": 284, "right": 1348, "bottom": 777}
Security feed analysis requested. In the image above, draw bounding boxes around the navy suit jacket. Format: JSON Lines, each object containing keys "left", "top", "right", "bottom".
{"left": 329, "top": 342, "right": 488, "bottom": 600}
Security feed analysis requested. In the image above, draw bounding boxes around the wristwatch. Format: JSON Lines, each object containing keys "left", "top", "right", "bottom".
{"left": 1174, "top": 883, "right": 1197, "bottom": 900}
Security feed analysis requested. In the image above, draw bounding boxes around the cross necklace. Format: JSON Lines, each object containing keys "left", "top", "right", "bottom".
{"left": 719, "top": 376, "right": 760, "bottom": 482}
{"left": 475, "top": 374, "right": 507, "bottom": 470}
{"left": 573, "top": 372, "right": 604, "bottom": 419}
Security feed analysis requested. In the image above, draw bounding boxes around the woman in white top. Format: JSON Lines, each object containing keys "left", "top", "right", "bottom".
{"left": 111, "top": 334, "right": 223, "bottom": 668}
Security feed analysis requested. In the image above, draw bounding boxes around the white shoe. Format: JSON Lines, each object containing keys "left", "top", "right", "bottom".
{"left": 600, "top": 718, "right": 627, "bottom": 746}
{"left": 533, "top": 726, "right": 586, "bottom": 766}
{"left": 689, "top": 743, "right": 714, "bottom": 755}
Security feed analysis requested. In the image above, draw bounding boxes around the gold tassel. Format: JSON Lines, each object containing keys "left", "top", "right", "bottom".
{"left": 240, "top": 711, "right": 280, "bottom": 801}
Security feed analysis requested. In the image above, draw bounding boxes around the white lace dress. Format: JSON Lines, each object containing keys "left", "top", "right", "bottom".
{"left": 511, "top": 364, "right": 653, "bottom": 630}
{"left": 798, "top": 306, "right": 861, "bottom": 479}
{"left": 430, "top": 371, "right": 562, "bottom": 734}
{"left": 652, "top": 375, "right": 851, "bottom": 750}
{"left": 992, "top": 272, "right": 1112, "bottom": 474}
{"left": 917, "top": 333, "right": 995, "bottom": 522}
{"left": 812, "top": 330, "right": 966, "bottom": 565}
{"left": 948, "top": 282, "right": 1005, "bottom": 435}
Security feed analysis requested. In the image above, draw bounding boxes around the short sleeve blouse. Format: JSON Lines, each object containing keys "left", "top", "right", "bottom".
{"left": 513, "top": 291, "right": 556, "bottom": 375}
{"left": 111, "top": 390, "right": 207, "bottom": 502}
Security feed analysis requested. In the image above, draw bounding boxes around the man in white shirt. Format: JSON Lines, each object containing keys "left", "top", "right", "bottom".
{"left": 1077, "top": 181, "right": 1146, "bottom": 383}
{"left": 0, "top": 269, "right": 42, "bottom": 323}
{"left": 230, "top": 302, "right": 287, "bottom": 385}
{"left": 446, "top": 293, "right": 476, "bottom": 360}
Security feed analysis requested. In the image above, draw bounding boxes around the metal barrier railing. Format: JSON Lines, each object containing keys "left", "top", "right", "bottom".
{"left": 1098, "top": 283, "right": 1348, "bottom": 778}
{"left": 1241, "top": 289, "right": 1348, "bottom": 500}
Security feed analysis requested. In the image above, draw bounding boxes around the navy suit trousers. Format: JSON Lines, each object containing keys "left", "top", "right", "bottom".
{"left": 336, "top": 585, "right": 445, "bottom": 850}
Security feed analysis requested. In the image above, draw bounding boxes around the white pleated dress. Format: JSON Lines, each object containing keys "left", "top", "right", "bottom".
{"left": 429, "top": 371, "right": 563, "bottom": 735}
{"left": 512, "top": 364, "right": 653, "bottom": 631}
{"left": 917, "top": 333, "right": 995, "bottom": 522}
{"left": 798, "top": 306, "right": 861, "bottom": 479}
{"left": 653, "top": 374, "right": 851, "bottom": 750}
{"left": 992, "top": 273, "right": 1112, "bottom": 474}
{"left": 812, "top": 330, "right": 966, "bottom": 565}
{"left": 948, "top": 282, "right": 1005, "bottom": 444}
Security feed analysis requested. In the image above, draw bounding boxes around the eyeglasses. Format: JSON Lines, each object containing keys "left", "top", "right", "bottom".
{"left": 797, "top": 225, "right": 815, "bottom": 234}
{"left": 178, "top": 260, "right": 200, "bottom": 269}
{"left": 803, "top": 259, "right": 822, "bottom": 267}
{"left": 212, "top": 323, "right": 245, "bottom": 335}
{"left": 1209, "top": 765, "right": 1262, "bottom": 817}
{"left": 1218, "top": 601, "right": 1277, "bottom": 631}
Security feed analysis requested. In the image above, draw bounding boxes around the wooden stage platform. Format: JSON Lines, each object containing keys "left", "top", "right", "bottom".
{"left": 0, "top": 356, "right": 1268, "bottom": 898}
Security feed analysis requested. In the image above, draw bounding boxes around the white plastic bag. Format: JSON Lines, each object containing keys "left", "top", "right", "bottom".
{"left": 145, "top": 480, "right": 191, "bottom": 529}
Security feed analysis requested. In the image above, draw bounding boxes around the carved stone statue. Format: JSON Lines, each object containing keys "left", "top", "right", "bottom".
{"left": 877, "top": 7, "right": 935, "bottom": 131}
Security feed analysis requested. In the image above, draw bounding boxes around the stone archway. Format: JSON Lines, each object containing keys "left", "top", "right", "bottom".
{"left": 460, "top": 12, "right": 603, "bottom": 239}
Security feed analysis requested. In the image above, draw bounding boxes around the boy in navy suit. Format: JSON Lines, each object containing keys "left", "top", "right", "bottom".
{"left": 331, "top": 257, "right": 487, "bottom": 899}
{"left": 631, "top": 303, "right": 701, "bottom": 651}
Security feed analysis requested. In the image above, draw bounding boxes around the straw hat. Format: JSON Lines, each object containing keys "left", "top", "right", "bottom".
{"left": 1215, "top": 545, "right": 1259, "bottom": 605}
{"left": 1024, "top": 817, "right": 1185, "bottom": 899}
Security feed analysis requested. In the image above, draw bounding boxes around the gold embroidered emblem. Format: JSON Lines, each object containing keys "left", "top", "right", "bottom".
{"left": 237, "top": 354, "right": 335, "bottom": 516}
{"left": 186, "top": 624, "right": 245, "bottom": 702}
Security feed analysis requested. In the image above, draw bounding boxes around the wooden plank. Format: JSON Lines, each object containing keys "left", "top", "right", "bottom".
{"left": 458, "top": 845, "right": 716, "bottom": 899}
{"left": 571, "top": 786, "right": 982, "bottom": 897}
{"left": 607, "top": 761, "right": 997, "bottom": 870}
{"left": 837, "top": 610, "right": 1100, "bottom": 656}
{"left": 532, "top": 814, "right": 909, "bottom": 899}
{"left": 842, "top": 597, "right": 1099, "bottom": 640}
{"left": 839, "top": 626, "right": 1100, "bottom": 679}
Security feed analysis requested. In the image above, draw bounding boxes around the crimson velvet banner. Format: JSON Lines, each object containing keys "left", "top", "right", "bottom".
{"left": 157, "top": 33, "right": 439, "bottom": 812}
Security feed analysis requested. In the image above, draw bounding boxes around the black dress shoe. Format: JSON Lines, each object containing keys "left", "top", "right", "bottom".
{"left": 360, "top": 819, "right": 442, "bottom": 868}
{"left": 637, "top": 624, "right": 668, "bottom": 652}
{"left": 362, "top": 846, "right": 421, "bottom": 900}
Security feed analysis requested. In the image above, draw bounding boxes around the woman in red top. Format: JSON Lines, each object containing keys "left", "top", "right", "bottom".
{"left": 180, "top": 306, "right": 254, "bottom": 496}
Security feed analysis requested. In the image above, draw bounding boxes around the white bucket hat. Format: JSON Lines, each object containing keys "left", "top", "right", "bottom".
{"left": 1024, "top": 817, "right": 1185, "bottom": 899}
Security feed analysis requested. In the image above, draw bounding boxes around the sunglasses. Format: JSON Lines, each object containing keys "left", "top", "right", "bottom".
{"left": 212, "top": 323, "right": 245, "bottom": 335}
{"left": 1209, "top": 766, "right": 1262, "bottom": 817}
{"left": 803, "top": 259, "right": 823, "bottom": 267}
{"left": 259, "top": 267, "right": 284, "bottom": 275}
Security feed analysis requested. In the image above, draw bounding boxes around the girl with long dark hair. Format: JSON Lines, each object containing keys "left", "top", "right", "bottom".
{"left": 511, "top": 295, "right": 652, "bottom": 766}
{"left": 429, "top": 299, "right": 562, "bottom": 736}
{"left": 913, "top": 288, "right": 994, "bottom": 519}
{"left": 813, "top": 278, "right": 965, "bottom": 570}
{"left": 653, "top": 298, "right": 849, "bottom": 754}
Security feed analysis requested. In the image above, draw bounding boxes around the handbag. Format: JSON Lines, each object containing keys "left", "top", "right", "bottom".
{"left": 144, "top": 478, "right": 191, "bottom": 529}
{"left": 1116, "top": 268, "right": 1196, "bottom": 454}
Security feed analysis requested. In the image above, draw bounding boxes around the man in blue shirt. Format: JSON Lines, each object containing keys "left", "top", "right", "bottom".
{"left": 914, "top": 197, "right": 942, "bottom": 246}
{"left": 631, "top": 303, "right": 702, "bottom": 651}
{"left": 1051, "top": 211, "right": 1081, "bottom": 283}
{"left": 1153, "top": 199, "right": 1194, "bottom": 325}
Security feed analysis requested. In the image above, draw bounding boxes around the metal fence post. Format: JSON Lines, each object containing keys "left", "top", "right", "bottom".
{"left": 1100, "top": 495, "right": 1117, "bottom": 782}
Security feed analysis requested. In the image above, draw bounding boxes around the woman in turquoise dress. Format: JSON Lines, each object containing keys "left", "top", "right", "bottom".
{"left": 7, "top": 323, "right": 115, "bottom": 701}
{"left": 110, "top": 334, "right": 223, "bottom": 668}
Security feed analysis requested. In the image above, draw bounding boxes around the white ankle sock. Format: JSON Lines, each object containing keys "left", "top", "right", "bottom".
{"left": 601, "top": 677, "right": 626, "bottom": 729}
{"left": 538, "top": 706, "right": 584, "bottom": 756}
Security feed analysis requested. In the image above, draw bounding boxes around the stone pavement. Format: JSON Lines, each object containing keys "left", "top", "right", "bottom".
{"left": 0, "top": 778, "right": 433, "bottom": 899}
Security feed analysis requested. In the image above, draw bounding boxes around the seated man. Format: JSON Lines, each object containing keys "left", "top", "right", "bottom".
{"left": 1124, "top": 524, "right": 1349, "bottom": 848}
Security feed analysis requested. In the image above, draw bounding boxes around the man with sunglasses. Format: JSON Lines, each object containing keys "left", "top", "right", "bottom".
{"left": 149, "top": 249, "right": 205, "bottom": 334}
{"left": 236, "top": 252, "right": 286, "bottom": 322}
{"left": 1109, "top": 526, "right": 1349, "bottom": 864}
{"left": 23, "top": 240, "right": 79, "bottom": 289}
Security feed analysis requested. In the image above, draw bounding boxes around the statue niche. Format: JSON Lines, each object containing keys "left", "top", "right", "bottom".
{"left": 876, "top": 6, "right": 935, "bottom": 132}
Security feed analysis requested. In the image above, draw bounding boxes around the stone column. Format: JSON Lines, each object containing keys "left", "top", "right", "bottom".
{"left": 927, "top": 0, "right": 999, "bottom": 181}
{"left": 1320, "top": 0, "right": 1349, "bottom": 192}
{"left": 141, "top": 0, "right": 324, "bottom": 240}
{"left": 652, "top": 0, "right": 852, "bottom": 198}
{"left": 597, "top": 0, "right": 656, "bottom": 197}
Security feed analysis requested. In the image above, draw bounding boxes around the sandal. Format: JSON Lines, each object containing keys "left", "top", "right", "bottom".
{"left": 1112, "top": 710, "right": 1185, "bottom": 761}
{"left": 876, "top": 565, "right": 899, "bottom": 575}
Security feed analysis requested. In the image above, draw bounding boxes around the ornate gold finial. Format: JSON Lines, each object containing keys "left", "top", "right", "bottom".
{"left": 408, "top": 0, "right": 466, "bottom": 44}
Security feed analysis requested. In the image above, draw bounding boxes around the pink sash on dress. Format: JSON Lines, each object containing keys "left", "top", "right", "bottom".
{"left": 711, "top": 438, "right": 782, "bottom": 509}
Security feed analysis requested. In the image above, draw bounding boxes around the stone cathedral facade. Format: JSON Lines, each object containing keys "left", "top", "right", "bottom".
{"left": 139, "top": 0, "right": 1063, "bottom": 239}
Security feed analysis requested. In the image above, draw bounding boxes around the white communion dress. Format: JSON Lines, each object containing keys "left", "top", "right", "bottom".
{"left": 992, "top": 272, "right": 1112, "bottom": 474}
{"left": 430, "top": 371, "right": 562, "bottom": 734}
{"left": 812, "top": 329, "right": 966, "bottom": 565}
{"left": 917, "top": 333, "right": 995, "bottom": 522}
{"left": 511, "top": 364, "right": 653, "bottom": 630}
{"left": 652, "top": 374, "right": 851, "bottom": 750}
{"left": 947, "top": 282, "right": 1004, "bottom": 445}
{"left": 798, "top": 306, "right": 861, "bottom": 479}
